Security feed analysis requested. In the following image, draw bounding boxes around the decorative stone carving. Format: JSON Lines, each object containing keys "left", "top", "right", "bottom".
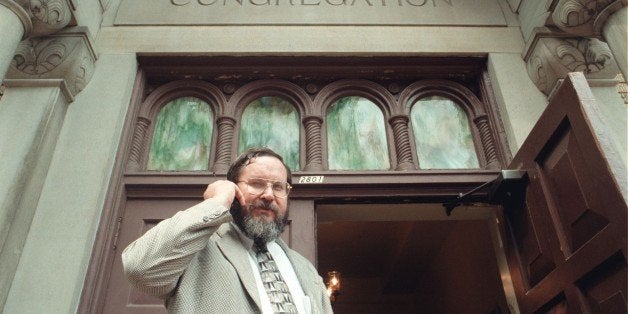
{"left": 7, "top": 29, "right": 96, "bottom": 100}
{"left": 127, "top": 117, "right": 151, "bottom": 171}
{"left": 212, "top": 116, "right": 236, "bottom": 173}
{"left": 388, "top": 115, "right": 415, "bottom": 171}
{"left": 2, "top": 0, "right": 74, "bottom": 38}
{"left": 548, "top": 0, "right": 624, "bottom": 37}
{"left": 473, "top": 115, "right": 500, "bottom": 169}
{"left": 29, "top": 0, "right": 74, "bottom": 37}
{"left": 525, "top": 35, "right": 619, "bottom": 95}
{"left": 303, "top": 116, "right": 323, "bottom": 171}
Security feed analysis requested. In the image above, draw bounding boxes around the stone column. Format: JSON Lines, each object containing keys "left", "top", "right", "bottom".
{"left": 525, "top": 0, "right": 627, "bottom": 95}
{"left": 0, "top": 81, "right": 70, "bottom": 309}
{"left": 1, "top": 0, "right": 74, "bottom": 81}
{"left": 389, "top": 115, "right": 415, "bottom": 170}
{"left": 127, "top": 117, "right": 151, "bottom": 171}
{"left": 0, "top": 1, "right": 30, "bottom": 80}
{"left": 7, "top": 30, "right": 96, "bottom": 100}
{"left": 603, "top": 6, "right": 627, "bottom": 79}
{"left": 3, "top": 54, "right": 135, "bottom": 314}
{"left": 212, "top": 116, "right": 237, "bottom": 173}
{"left": 303, "top": 116, "right": 324, "bottom": 171}
{"left": 1, "top": 29, "right": 96, "bottom": 311}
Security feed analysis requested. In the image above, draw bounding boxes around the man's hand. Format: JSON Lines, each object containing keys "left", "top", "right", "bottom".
{"left": 203, "top": 180, "right": 246, "bottom": 209}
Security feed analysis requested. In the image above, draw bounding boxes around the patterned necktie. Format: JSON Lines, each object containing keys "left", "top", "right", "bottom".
{"left": 255, "top": 244, "right": 298, "bottom": 314}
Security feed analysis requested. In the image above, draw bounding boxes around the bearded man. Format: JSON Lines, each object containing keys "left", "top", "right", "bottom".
{"left": 122, "top": 147, "right": 333, "bottom": 313}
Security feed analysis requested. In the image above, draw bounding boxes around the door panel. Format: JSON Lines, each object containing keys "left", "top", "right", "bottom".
{"left": 102, "top": 198, "right": 197, "bottom": 313}
{"left": 503, "top": 73, "right": 627, "bottom": 313}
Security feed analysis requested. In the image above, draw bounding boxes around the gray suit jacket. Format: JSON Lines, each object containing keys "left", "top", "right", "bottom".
{"left": 122, "top": 199, "right": 332, "bottom": 313}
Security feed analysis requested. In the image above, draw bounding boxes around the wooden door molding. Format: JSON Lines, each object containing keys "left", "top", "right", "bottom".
{"left": 79, "top": 56, "right": 515, "bottom": 313}
{"left": 503, "top": 72, "right": 627, "bottom": 313}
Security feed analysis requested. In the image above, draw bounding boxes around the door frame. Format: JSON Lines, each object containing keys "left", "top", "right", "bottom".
{"left": 78, "top": 56, "right": 515, "bottom": 313}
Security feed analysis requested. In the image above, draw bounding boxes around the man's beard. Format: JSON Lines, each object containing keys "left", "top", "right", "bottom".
{"left": 231, "top": 199, "right": 288, "bottom": 247}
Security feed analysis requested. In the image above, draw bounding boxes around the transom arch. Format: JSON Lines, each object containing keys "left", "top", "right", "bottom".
{"left": 398, "top": 79, "right": 499, "bottom": 169}
{"left": 140, "top": 80, "right": 226, "bottom": 120}
{"left": 312, "top": 79, "right": 395, "bottom": 118}
{"left": 226, "top": 79, "right": 311, "bottom": 118}
{"left": 397, "top": 79, "right": 486, "bottom": 118}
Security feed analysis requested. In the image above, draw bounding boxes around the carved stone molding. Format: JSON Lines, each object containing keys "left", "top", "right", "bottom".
{"left": 7, "top": 29, "right": 96, "bottom": 100}
{"left": 127, "top": 117, "right": 151, "bottom": 172}
{"left": 473, "top": 115, "right": 500, "bottom": 169}
{"left": 548, "top": 0, "right": 626, "bottom": 37}
{"left": 525, "top": 34, "right": 620, "bottom": 95}
{"left": 29, "top": 0, "right": 75, "bottom": 37}
{"left": 1, "top": 0, "right": 75, "bottom": 38}
{"left": 212, "top": 116, "right": 236, "bottom": 173}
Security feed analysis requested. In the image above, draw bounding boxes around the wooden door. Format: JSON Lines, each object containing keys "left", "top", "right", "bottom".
{"left": 503, "top": 72, "right": 627, "bottom": 313}
{"left": 101, "top": 186, "right": 316, "bottom": 313}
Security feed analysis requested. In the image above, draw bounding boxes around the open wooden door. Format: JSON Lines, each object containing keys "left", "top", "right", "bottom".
{"left": 503, "top": 72, "right": 627, "bottom": 313}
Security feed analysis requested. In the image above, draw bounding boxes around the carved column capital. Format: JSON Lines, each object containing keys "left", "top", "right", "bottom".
{"left": 1, "top": 0, "right": 33, "bottom": 36}
{"left": 7, "top": 28, "right": 96, "bottom": 101}
{"left": 548, "top": 0, "right": 626, "bottom": 38}
{"left": 524, "top": 32, "right": 620, "bottom": 95}
{"left": 29, "top": 0, "right": 75, "bottom": 37}
{"left": 1, "top": 0, "right": 75, "bottom": 39}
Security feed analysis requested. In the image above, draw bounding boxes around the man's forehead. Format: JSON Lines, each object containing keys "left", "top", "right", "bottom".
{"left": 243, "top": 156, "right": 286, "bottom": 175}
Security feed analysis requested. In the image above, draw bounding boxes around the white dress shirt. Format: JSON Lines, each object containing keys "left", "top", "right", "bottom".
{"left": 232, "top": 223, "right": 309, "bottom": 314}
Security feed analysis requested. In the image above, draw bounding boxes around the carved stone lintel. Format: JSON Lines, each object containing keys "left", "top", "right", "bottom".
{"left": 548, "top": 0, "right": 625, "bottom": 37}
{"left": 388, "top": 115, "right": 415, "bottom": 171}
{"left": 303, "top": 116, "right": 323, "bottom": 171}
{"left": 525, "top": 35, "right": 620, "bottom": 95}
{"left": 212, "top": 116, "right": 236, "bottom": 173}
{"left": 7, "top": 29, "right": 96, "bottom": 101}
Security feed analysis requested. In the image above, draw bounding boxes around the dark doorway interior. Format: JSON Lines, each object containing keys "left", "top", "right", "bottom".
{"left": 316, "top": 204, "right": 510, "bottom": 314}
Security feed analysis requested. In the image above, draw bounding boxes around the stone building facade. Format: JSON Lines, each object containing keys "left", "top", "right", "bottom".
{"left": 0, "top": 0, "right": 626, "bottom": 312}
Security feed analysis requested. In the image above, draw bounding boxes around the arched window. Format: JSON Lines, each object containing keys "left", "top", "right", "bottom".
{"left": 238, "top": 96, "right": 300, "bottom": 170}
{"left": 326, "top": 96, "right": 390, "bottom": 170}
{"left": 147, "top": 97, "right": 213, "bottom": 171}
{"left": 410, "top": 95, "right": 479, "bottom": 169}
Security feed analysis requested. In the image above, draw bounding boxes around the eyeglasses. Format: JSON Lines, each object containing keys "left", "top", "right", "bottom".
{"left": 238, "top": 177, "right": 292, "bottom": 198}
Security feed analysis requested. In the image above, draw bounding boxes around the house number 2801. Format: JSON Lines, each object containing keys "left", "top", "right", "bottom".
{"left": 298, "top": 176, "right": 324, "bottom": 183}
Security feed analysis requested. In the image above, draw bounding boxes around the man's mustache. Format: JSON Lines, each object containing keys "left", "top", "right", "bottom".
{"left": 246, "top": 200, "right": 280, "bottom": 214}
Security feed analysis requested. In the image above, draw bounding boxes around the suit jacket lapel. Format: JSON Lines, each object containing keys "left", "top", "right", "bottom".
{"left": 277, "top": 240, "right": 318, "bottom": 299}
{"left": 215, "top": 224, "right": 263, "bottom": 311}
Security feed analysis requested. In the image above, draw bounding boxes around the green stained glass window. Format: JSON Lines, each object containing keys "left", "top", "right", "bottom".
{"left": 238, "top": 96, "right": 300, "bottom": 171}
{"left": 327, "top": 96, "right": 390, "bottom": 170}
{"left": 411, "top": 96, "right": 479, "bottom": 169}
{"left": 147, "top": 97, "right": 213, "bottom": 171}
